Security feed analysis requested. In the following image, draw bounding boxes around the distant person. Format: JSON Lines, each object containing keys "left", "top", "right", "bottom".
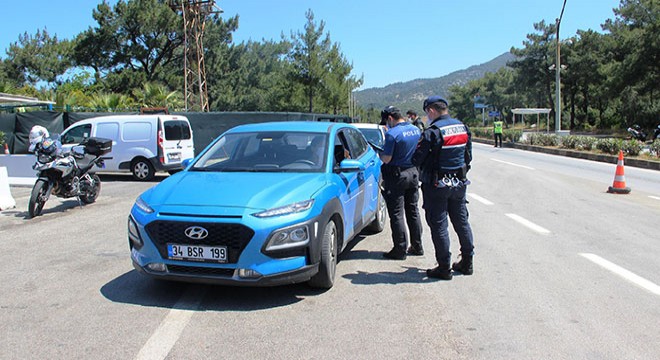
{"left": 379, "top": 106, "right": 424, "bottom": 260}
{"left": 407, "top": 110, "right": 425, "bottom": 132}
{"left": 493, "top": 118, "right": 503, "bottom": 147}
{"left": 412, "top": 96, "right": 474, "bottom": 280}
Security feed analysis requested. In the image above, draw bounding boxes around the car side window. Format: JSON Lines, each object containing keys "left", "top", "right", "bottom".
{"left": 344, "top": 128, "right": 368, "bottom": 159}
{"left": 62, "top": 124, "right": 92, "bottom": 144}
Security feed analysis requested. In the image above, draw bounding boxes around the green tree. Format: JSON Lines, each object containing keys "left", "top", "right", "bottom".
{"left": 7, "top": 28, "right": 73, "bottom": 87}
{"left": 74, "top": 0, "right": 183, "bottom": 93}
{"left": 132, "top": 82, "right": 183, "bottom": 110}
{"left": 288, "top": 10, "right": 332, "bottom": 113}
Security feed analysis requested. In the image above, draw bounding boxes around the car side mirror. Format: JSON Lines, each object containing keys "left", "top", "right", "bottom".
{"left": 182, "top": 158, "right": 194, "bottom": 168}
{"left": 337, "top": 159, "right": 364, "bottom": 173}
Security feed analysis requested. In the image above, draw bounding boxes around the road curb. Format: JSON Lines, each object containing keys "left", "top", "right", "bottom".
{"left": 473, "top": 138, "right": 660, "bottom": 171}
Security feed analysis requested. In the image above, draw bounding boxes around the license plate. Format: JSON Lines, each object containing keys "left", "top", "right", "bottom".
{"left": 168, "top": 152, "right": 181, "bottom": 161}
{"left": 167, "top": 244, "right": 227, "bottom": 263}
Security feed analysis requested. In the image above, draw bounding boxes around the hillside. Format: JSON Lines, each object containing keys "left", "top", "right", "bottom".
{"left": 354, "top": 52, "right": 516, "bottom": 114}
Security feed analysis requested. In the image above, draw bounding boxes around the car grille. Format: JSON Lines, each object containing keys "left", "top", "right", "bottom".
{"left": 167, "top": 265, "right": 235, "bottom": 277}
{"left": 145, "top": 220, "right": 255, "bottom": 264}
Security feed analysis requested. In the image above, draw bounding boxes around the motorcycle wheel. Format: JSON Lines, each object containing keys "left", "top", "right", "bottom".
{"left": 28, "top": 179, "right": 49, "bottom": 218}
{"left": 80, "top": 174, "right": 101, "bottom": 204}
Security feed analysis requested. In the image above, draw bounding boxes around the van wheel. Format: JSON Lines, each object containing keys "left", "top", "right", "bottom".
{"left": 131, "top": 159, "right": 155, "bottom": 181}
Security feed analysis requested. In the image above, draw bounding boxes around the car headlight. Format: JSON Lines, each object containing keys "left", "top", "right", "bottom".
{"left": 264, "top": 225, "right": 310, "bottom": 251}
{"left": 128, "top": 215, "right": 143, "bottom": 249}
{"left": 252, "top": 199, "right": 314, "bottom": 218}
{"left": 134, "top": 196, "right": 154, "bottom": 214}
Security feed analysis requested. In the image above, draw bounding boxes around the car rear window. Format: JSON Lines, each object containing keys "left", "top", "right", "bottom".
{"left": 164, "top": 120, "right": 192, "bottom": 140}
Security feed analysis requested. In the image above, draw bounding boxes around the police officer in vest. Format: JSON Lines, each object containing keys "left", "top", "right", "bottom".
{"left": 412, "top": 96, "right": 474, "bottom": 280}
{"left": 493, "top": 117, "right": 503, "bottom": 147}
{"left": 380, "top": 106, "right": 424, "bottom": 260}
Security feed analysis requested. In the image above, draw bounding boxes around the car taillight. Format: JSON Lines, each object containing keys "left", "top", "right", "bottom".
{"left": 158, "top": 129, "right": 164, "bottom": 164}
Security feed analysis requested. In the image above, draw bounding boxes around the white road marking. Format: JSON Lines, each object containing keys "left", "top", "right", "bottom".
{"left": 649, "top": 195, "right": 660, "bottom": 201}
{"left": 135, "top": 286, "right": 206, "bottom": 360}
{"left": 505, "top": 213, "right": 551, "bottom": 234}
{"left": 580, "top": 253, "right": 660, "bottom": 296}
{"left": 467, "top": 193, "right": 494, "bottom": 205}
{"left": 491, "top": 158, "right": 535, "bottom": 170}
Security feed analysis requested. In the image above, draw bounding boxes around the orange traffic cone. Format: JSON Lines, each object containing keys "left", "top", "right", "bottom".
{"left": 3, "top": 144, "right": 8, "bottom": 154}
{"left": 607, "top": 150, "right": 631, "bottom": 194}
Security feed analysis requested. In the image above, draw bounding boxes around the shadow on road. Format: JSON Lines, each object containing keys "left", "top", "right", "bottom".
{"left": 100, "top": 270, "right": 324, "bottom": 311}
{"left": 342, "top": 266, "right": 436, "bottom": 285}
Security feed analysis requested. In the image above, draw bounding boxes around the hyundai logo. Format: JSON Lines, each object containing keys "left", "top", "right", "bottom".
{"left": 184, "top": 226, "right": 208, "bottom": 240}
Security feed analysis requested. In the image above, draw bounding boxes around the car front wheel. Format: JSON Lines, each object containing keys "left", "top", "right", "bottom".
{"left": 308, "top": 220, "right": 337, "bottom": 289}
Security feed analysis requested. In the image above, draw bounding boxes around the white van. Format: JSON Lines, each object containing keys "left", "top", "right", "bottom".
{"left": 60, "top": 115, "right": 194, "bottom": 180}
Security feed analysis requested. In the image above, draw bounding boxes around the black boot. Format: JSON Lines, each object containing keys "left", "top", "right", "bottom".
{"left": 426, "top": 265, "right": 452, "bottom": 280}
{"left": 452, "top": 255, "right": 473, "bottom": 275}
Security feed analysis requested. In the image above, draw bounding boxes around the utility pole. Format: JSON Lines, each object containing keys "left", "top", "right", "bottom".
{"left": 555, "top": 0, "right": 567, "bottom": 132}
{"left": 169, "top": 1, "right": 222, "bottom": 112}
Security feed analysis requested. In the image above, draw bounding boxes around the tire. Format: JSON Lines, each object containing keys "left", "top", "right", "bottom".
{"left": 28, "top": 179, "right": 49, "bottom": 218}
{"left": 308, "top": 220, "right": 338, "bottom": 289}
{"left": 366, "top": 186, "right": 387, "bottom": 233}
{"left": 131, "top": 158, "right": 155, "bottom": 181}
{"left": 80, "top": 174, "right": 101, "bottom": 204}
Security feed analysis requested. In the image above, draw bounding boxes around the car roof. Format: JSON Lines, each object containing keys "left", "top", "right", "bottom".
{"left": 351, "top": 122, "right": 383, "bottom": 129}
{"left": 227, "top": 121, "right": 353, "bottom": 134}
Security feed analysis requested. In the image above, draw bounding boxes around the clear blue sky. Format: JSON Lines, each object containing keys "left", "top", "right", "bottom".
{"left": 1, "top": 0, "right": 621, "bottom": 90}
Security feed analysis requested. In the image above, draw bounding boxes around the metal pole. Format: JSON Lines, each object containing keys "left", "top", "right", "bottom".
{"left": 555, "top": 0, "right": 567, "bottom": 133}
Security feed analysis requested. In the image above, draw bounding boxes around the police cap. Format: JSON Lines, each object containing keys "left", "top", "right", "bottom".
{"left": 422, "top": 95, "right": 449, "bottom": 111}
{"left": 381, "top": 105, "right": 401, "bottom": 121}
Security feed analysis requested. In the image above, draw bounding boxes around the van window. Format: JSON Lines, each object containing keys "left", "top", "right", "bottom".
{"left": 164, "top": 120, "right": 192, "bottom": 140}
{"left": 123, "top": 122, "right": 152, "bottom": 141}
{"left": 62, "top": 124, "right": 92, "bottom": 144}
{"left": 96, "top": 122, "right": 119, "bottom": 140}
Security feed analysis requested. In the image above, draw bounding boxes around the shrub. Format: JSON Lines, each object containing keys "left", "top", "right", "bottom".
{"left": 560, "top": 135, "right": 580, "bottom": 149}
{"left": 504, "top": 129, "right": 522, "bottom": 143}
{"left": 622, "top": 139, "right": 643, "bottom": 156}
{"left": 595, "top": 138, "right": 624, "bottom": 155}
{"left": 524, "top": 133, "right": 558, "bottom": 146}
{"left": 579, "top": 137, "right": 597, "bottom": 151}
{"left": 0, "top": 131, "right": 5, "bottom": 146}
{"left": 649, "top": 139, "right": 660, "bottom": 158}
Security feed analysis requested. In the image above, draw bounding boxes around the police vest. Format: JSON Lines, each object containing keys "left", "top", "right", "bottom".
{"left": 494, "top": 121, "right": 503, "bottom": 134}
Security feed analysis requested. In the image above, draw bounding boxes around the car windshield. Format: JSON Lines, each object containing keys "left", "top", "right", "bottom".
{"left": 358, "top": 128, "right": 384, "bottom": 147}
{"left": 191, "top": 131, "right": 328, "bottom": 172}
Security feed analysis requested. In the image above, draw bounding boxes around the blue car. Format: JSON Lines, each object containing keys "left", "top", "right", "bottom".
{"left": 128, "top": 121, "right": 386, "bottom": 288}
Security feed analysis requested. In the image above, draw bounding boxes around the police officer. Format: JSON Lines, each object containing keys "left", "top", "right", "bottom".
{"left": 407, "top": 110, "right": 425, "bottom": 132}
{"left": 493, "top": 117, "right": 503, "bottom": 147}
{"left": 379, "top": 106, "right": 424, "bottom": 260}
{"left": 412, "top": 96, "right": 474, "bottom": 280}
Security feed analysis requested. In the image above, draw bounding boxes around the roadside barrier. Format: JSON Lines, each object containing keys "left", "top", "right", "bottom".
{"left": 607, "top": 150, "right": 631, "bottom": 194}
{"left": 0, "top": 166, "right": 17, "bottom": 210}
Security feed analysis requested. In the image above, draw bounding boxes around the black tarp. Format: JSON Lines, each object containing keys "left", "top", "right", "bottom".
{"left": 4, "top": 111, "right": 351, "bottom": 154}
{"left": 13, "top": 112, "right": 64, "bottom": 154}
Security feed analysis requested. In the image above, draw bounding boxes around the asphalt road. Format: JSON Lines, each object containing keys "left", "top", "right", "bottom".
{"left": 1, "top": 144, "right": 659, "bottom": 359}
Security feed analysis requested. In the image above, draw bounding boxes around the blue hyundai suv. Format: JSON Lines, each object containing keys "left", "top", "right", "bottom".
{"left": 128, "top": 121, "right": 386, "bottom": 288}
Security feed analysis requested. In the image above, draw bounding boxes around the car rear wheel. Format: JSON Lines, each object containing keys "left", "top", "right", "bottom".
{"left": 308, "top": 220, "right": 337, "bottom": 289}
{"left": 131, "top": 158, "right": 155, "bottom": 181}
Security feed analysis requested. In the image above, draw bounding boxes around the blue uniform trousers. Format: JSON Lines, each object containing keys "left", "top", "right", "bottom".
{"left": 421, "top": 182, "right": 474, "bottom": 266}
{"left": 382, "top": 167, "right": 423, "bottom": 252}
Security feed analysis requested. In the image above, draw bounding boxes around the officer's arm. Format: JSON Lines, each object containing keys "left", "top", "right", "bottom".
{"left": 412, "top": 130, "right": 432, "bottom": 167}
{"left": 380, "top": 132, "right": 394, "bottom": 164}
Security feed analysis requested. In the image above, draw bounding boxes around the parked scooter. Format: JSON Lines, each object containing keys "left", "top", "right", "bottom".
{"left": 27, "top": 126, "right": 112, "bottom": 218}
{"left": 627, "top": 124, "right": 647, "bottom": 142}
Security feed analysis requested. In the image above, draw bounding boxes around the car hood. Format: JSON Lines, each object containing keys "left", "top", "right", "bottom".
{"left": 142, "top": 171, "right": 327, "bottom": 215}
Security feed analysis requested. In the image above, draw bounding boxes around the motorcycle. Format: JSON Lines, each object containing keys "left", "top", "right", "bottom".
{"left": 28, "top": 136, "right": 112, "bottom": 218}
{"left": 627, "top": 124, "right": 647, "bottom": 142}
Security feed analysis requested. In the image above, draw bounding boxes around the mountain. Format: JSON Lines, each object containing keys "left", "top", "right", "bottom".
{"left": 354, "top": 52, "right": 516, "bottom": 114}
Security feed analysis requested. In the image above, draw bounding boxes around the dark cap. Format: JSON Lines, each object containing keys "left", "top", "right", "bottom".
{"left": 406, "top": 110, "right": 417, "bottom": 116}
{"left": 423, "top": 95, "right": 448, "bottom": 111}
{"left": 381, "top": 105, "right": 401, "bottom": 120}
